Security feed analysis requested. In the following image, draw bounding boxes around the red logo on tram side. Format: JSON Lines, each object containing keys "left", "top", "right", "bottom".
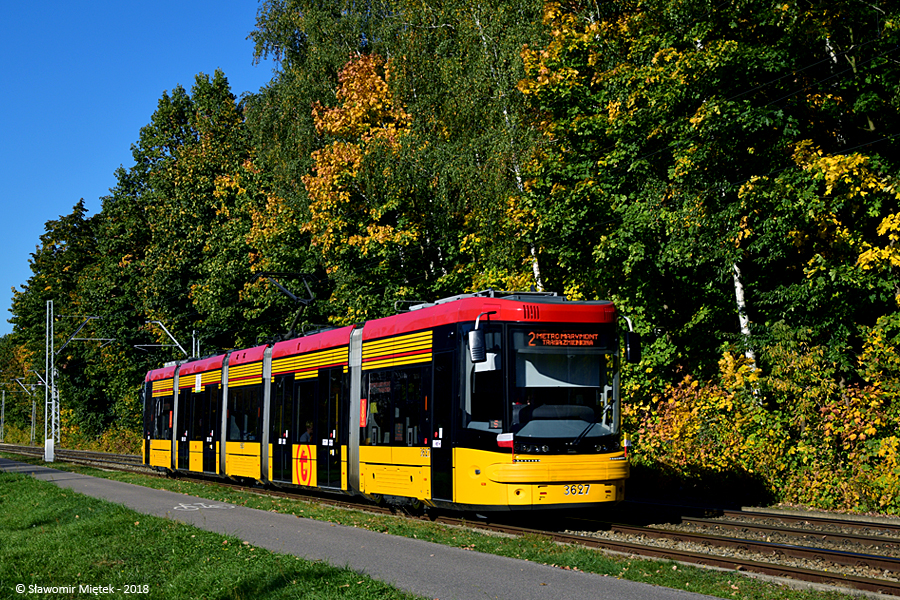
{"left": 296, "top": 444, "right": 313, "bottom": 486}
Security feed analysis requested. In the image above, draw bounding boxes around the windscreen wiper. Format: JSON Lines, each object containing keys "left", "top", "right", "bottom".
{"left": 570, "top": 420, "right": 597, "bottom": 446}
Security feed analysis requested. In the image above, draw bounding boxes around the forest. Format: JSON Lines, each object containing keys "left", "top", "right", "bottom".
{"left": 1, "top": 0, "right": 899, "bottom": 513}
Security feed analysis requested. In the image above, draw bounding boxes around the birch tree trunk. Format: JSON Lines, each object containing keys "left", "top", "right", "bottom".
{"left": 732, "top": 263, "right": 756, "bottom": 366}
{"left": 473, "top": 9, "right": 544, "bottom": 291}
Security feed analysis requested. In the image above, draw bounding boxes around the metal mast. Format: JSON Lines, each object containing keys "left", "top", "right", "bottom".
{"left": 45, "top": 300, "right": 59, "bottom": 461}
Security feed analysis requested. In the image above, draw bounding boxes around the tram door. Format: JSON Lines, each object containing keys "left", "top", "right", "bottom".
{"left": 295, "top": 379, "right": 317, "bottom": 487}
{"left": 317, "top": 368, "right": 344, "bottom": 489}
{"left": 201, "top": 386, "right": 220, "bottom": 473}
{"left": 270, "top": 376, "right": 294, "bottom": 483}
{"left": 142, "top": 384, "right": 151, "bottom": 464}
{"left": 176, "top": 390, "right": 190, "bottom": 469}
{"left": 431, "top": 352, "right": 454, "bottom": 500}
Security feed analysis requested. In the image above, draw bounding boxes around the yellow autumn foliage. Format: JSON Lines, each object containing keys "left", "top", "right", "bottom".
{"left": 301, "top": 55, "right": 414, "bottom": 259}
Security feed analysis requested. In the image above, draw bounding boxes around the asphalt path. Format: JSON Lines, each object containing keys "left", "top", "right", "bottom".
{"left": 2, "top": 458, "right": 715, "bottom": 600}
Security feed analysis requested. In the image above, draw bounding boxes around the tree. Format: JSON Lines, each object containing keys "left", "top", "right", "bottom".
{"left": 66, "top": 71, "right": 254, "bottom": 432}
{"left": 9, "top": 201, "right": 108, "bottom": 434}
{"left": 517, "top": 0, "right": 900, "bottom": 390}
{"left": 247, "top": 0, "right": 551, "bottom": 321}
{"left": 0, "top": 334, "right": 38, "bottom": 434}
{"left": 138, "top": 71, "right": 251, "bottom": 352}
{"left": 380, "top": 0, "right": 548, "bottom": 290}
{"left": 296, "top": 53, "right": 456, "bottom": 320}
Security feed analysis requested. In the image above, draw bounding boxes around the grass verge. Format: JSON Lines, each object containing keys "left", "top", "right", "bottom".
{"left": 0, "top": 471, "right": 422, "bottom": 600}
{"left": 1, "top": 453, "right": 858, "bottom": 600}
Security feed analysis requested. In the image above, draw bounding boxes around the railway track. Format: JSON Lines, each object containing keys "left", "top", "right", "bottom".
{"left": 4, "top": 443, "right": 900, "bottom": 596}
{"left": 553, "top": 504, "right": 900, "bottom": 595}
{"left": 0, "top": 443, "right": 147, "bottom": 472}
{"left": 474, "top": 519, "right": 900, "bottom": 596}
{"left": 664, "top": 515, "right": 900, "bottom": 551}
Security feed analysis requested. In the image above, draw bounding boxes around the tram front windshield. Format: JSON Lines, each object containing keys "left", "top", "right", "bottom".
{"left": 509, "top": 327, "right": 616, "bottom": 443}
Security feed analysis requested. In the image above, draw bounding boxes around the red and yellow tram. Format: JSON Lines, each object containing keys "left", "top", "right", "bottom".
{"left": 142, "top": 291, "right": 639, "bottom": 511}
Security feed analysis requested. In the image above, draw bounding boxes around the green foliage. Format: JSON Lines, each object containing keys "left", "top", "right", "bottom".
{"left": 518, "top": 0, "right": 900, "bottom": 392}
{"left": 8, "top": 201, "right": 111, "bottom": 435}
{"left": 248, "top": 0, "right": 550, "bottom": 324}
{"left": 0, "top": 335, "right": 37, "bottom": 431}
{"left": 137, "top": 70, "right": 252, "bottom": 350}
{"left": 627, "top": 316, "right": 900, "bottom": 513}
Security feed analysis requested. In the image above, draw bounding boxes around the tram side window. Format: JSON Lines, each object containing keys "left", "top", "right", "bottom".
{"left": 175, "top": 390, "right": 188, "bottom": 439}
{"left": 189, "top": 390, "right": 204, "bottom": 441}
{"left": 463, "top": 328, "right": 505, "bottom": 431}
{"left": 152, "top": 396, "right": 173, "bottom": 440}
{"left": 143, "top": 385, "right": 152, "bottom": 438}
{"left": 271, "top": 376, "right": 295, "bottom": 443}
{"left": 187, "top": 386, "right": 219, "bottom": 441}
{"left": 227, "top": 385, "right": 262, "bottom": 441}
{"left": 363, "top": 371, "right": 392, "bottom": 445}
{"left": 362, "top": 367, "right": 428, "bottom": 446}
{"left": 296, "top": 379, "right": 316, "bottom": 444}
{"left": 207, "top": 387, "right": 220, "bottom": 440}
{"left": 393, "top": 369, "right": 424, "bottom": 446}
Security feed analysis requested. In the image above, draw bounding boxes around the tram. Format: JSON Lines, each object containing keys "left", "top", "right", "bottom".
{"left": 142, "top": 291, "right": 640, "bottom": 511}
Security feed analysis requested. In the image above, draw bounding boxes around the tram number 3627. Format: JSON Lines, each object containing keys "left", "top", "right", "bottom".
{"left": 563, "top": 484, "right": 591, "bottom": 496}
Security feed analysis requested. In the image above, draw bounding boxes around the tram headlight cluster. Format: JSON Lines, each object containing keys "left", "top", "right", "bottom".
{"left": 516, "top": 443, "right": 551, "bottom": 454}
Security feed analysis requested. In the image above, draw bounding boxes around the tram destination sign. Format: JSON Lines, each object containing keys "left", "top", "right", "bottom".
{"left": 527, "top": 331, "right": 602, "bottom": 347}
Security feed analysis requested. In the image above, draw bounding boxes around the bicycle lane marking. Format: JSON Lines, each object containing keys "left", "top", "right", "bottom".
{"left": 173, "top": 502, "right": 236, "bottom": 511}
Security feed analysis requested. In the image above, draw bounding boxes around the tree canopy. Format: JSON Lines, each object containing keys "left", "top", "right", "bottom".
{"left": 4, "top": 0, "right": 900, "bottom": 510}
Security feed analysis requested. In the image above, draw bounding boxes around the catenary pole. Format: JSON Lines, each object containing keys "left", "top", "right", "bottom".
{"left": 45, "top": 299, "right": 56, "bottom": 462}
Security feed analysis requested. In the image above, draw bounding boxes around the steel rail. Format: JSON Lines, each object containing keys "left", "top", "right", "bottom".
{"left": 603, "top": 522, "right": 900, "bottom": 573}
{"left": 618, "top": 500, "right": 900, "bottom": 536}
{"left": 679, "top": 516, "right": 900, "bottom": 550}
{"left": 512, "top": 524, "right": 900, "bottom": 596}
{"left": 0, "top": 443, "right": 146, "bottom": 472}
{"left": 720, "top": 508, "right": 900, "bottom": 536}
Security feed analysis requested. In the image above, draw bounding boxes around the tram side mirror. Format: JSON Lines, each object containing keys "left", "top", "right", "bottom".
{"left": 469, "top": 310, "right": 496, "bottom": 363}
{"left": 469, "top": 329, "right": 486, "bottom": 363}
{"left": 625, "top": 331, "right": 642, "bottom": 364}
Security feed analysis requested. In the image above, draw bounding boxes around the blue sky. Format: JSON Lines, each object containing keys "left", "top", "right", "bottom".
{"left": 0, "top": 1, "right": 277, "bottom": 336}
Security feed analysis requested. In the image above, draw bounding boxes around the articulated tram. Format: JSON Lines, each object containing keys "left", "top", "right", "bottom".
{"left": 142, "top": 291, "right": 640, "bottom": 511}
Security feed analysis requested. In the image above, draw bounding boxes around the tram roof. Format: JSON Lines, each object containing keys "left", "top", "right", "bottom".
{"left": 361, "top": 295, "right": 615, "bottom": 341}
{"left": 271, "top": 326, "right": 355, "bottom": 360}
{"left": 228, "top": 344, "right": 268, "bottom": 366}
{"left": 178, "top": 353, "right": 226, "bottom": 375}
{"left": 145, "top": 364, "right": 177, "bottom": 382}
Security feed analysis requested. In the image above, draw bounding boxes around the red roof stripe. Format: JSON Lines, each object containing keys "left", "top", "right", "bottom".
{"left": 272, "top": 326, "right": 355, "bottom": 360}
{"left": 228, "top": 345, "right": 268, "bottom": 366}
{"left": 179, "top": 354, "right": 226, "bottom": 375}
{"left": 145, "top": 365, "right": 177, "bottom": 382}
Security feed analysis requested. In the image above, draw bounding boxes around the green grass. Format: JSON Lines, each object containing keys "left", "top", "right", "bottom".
{"left": 0, "top": 453, "right": 860, "bottom": 600}
{"left": 0, "top": 471, "right": 422, "bottom": 600}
